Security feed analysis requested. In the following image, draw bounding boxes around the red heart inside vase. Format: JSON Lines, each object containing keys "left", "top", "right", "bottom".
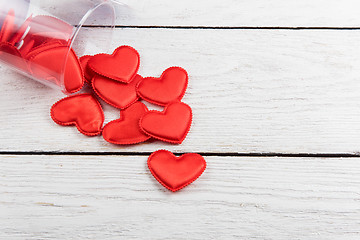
{"left": 0, "top": 9, "right": 15, "bottom": 43}
{"left": 28, "top": 45, "right": 84, "bottom": 93}
{"left": 0, "top": 42, "right": 28, "bottom": 71}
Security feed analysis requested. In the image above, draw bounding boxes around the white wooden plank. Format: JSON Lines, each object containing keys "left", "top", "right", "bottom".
{"left": 0, "top": 155, "right": 359, "bottom": 239}
{"left": 1, "top": 28, "right": 360, "bottom": 153}
{"left": 42, "top": 0, "right": 360, "bottom": 27}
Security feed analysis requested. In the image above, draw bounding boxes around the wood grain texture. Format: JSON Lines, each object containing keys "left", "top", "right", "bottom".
{"left": 115, "top": 0, "right": 360, "bottom": 27}
{"left": 42, "top": 0, "right": 360, "bottom": 27}
{"left": 2, "top": 2, "right": 359, "bottom": 239}
{"left": 0, "top": 155, "right": 359, "bottom": 239}
{"left": 1, "top": 29, "right": 360, "bottom": 153}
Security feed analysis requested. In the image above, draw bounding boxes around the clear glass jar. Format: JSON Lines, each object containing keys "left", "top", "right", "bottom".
{"left": 0, "top": 0, "right": 118, "bottom": 93}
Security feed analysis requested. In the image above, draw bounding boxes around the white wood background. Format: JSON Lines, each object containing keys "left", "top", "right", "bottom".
{"left": 1, "top": 1, "right": 360, "bottom": 239}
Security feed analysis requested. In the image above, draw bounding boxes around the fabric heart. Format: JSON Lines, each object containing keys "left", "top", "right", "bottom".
{"left": 19, "top": 38, "right": 36, "bottom": 56}
{"left": 27, "top": 15, "right": 73, "bottom": 41}
{"left": 8, "top": 14, "right": 33, "bottom": 46}
{"left": 93, "top": 74, "right": 142, "bottom": 109}
{"left": 14, "top": 15, "right": 70, "bottom": 56}
{"left": 0, "top": 42, "right": 28, "bottom": 71}
{"left": 79, "top": 55, "right": 96, "bottom": 84}
{"left": 102, "top": 101, "right": 150, "bottom": 145}
{"left": 28, "top": 45, "right": 84, "bottom": 93}
{"left": 148, "top": 150, "right": 206, "bottom": 192}
{"left": 137, "top": 67, "right": 188, "bottom": 106}
{"left": 23, "top": 32, "right": 69, "bottom": 50}
{"left": 88, "top": 45, "right": 140, "bottom": 83}
{"left": 25, "top": 40, "right": 64, "bottom": 58}
{"left": 51, "top": 94, "right": 104, "bottom": 136}
{"left": 20, "top": 33, "right": 63, "bottom": 56}
{"left": 0, "top": 9, "right": 15, "bottom": 43}
{"left": 140, "top": 101, "right": 192, "bottom": 144}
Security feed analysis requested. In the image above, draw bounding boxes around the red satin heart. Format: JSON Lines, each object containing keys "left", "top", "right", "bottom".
{"left": 140, "top": 101, "right": 192, "bottom": 144}
{"left": 19, "top": 38, "right": 36, "bottom": 56}
{"left": 28, "top": 45, "right": 84, "bottom": 93}
{"left": 19, "top": 15, "right": 72, "bottom": 56}
{"left": 23, "top": 32, "right": 68, "bottom": 49}
{"left": 102, "top": 101, "right": 150, "bottom": 145}
{"left": 51, "top": 94, "right": 104, "bottom": 136}
{"left": 27, "top": 15, "right": 73, "bottom": 41}
{"left": 0, "top": 42, "right": 28, "bottom": 71}
{"left": 148, "top": 150, "right": 206, "bottom": 192}
{"left": 0, "top": 9, "right": 15, "bottom": 43}
{"left": 20, "top": 34, "right": 61, "bottom": 56}
{"left": 8, "top": 14, "right": 33, "bottom": 46}
{"left": 93, "top": 74, "right": 142, "bottom": 109}
{"left": 88, "top": 45, "right": 140, "bottom": 83}
{"left": 79, "top": 55, "right": 96, "bottom": 84}
{"left": 25, "top": 40, "right": 64, "bottom": 58}
{"left": 137, "top": 67, "right": 188, "bottom": 106}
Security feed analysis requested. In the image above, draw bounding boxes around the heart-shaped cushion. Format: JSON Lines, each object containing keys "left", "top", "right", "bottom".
{"left": 102, "top": 101, "right": 150, "bottom": 145}
{"left": 0, "top": 42, "right": 28, "bottom": 71}
{"left": 88, "top": 45, "right": 140, "bottom": 83}
{"left": 140, "top": 101, "right": 192, "bottom": 144}
{"left": 79, "top": 55, "right": 96, "bottom": 84}
{"left": 51, "top": 94, "right": 104, "bottom": 136}
{"left": 28, "top": 45, "right": 84, "bottom": 93}
{"left": 93, "top": 74, "right": 142, "bottom": 109}
{"left": 137, "top": 67, "right": 188, "bottom": 106}
{"left": 19, "top": 38, "right": 36, "bottom": 56}
{"left": 25, "top": 32, "right": 69, "bottom": 49}
{"left": 27, "top": 15, "right": 73, "bottom": 41}
{"left": 18, "top": 15, "right": 71, "bottom": 54}
{"left": 8, "top": 14, "right": 33, "bottom": 46}
{"left": 20, "top": 31, "right": 67, "bottom": 56}
{"left": 25, "top": 40, "right": 64, "bottom": 59}
{"left": 148, "top": 150, "right": 206, "bottom": 192}
{"left": 0, "top": 9, "right": 15, "bottom": 43}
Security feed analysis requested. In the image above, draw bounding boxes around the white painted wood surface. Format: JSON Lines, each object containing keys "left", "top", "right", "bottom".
{"left": 0, "top": 155, "right": 359, "bottom": 239}
{"left": 1, "top": 1, "right": 360, "bottom": 239}
{"left": 1, "top": 29, "right": 360, "bottom": 153}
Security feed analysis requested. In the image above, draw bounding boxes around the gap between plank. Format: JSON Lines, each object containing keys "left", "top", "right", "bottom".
{"left": 6, "top": 25, "right": 358, "bottom": 159}
{"left": 82, "top": 25, "right": 360, "bottom": 30}
{"left": 0, "top": 152, "right": 359, "bottom": 158}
